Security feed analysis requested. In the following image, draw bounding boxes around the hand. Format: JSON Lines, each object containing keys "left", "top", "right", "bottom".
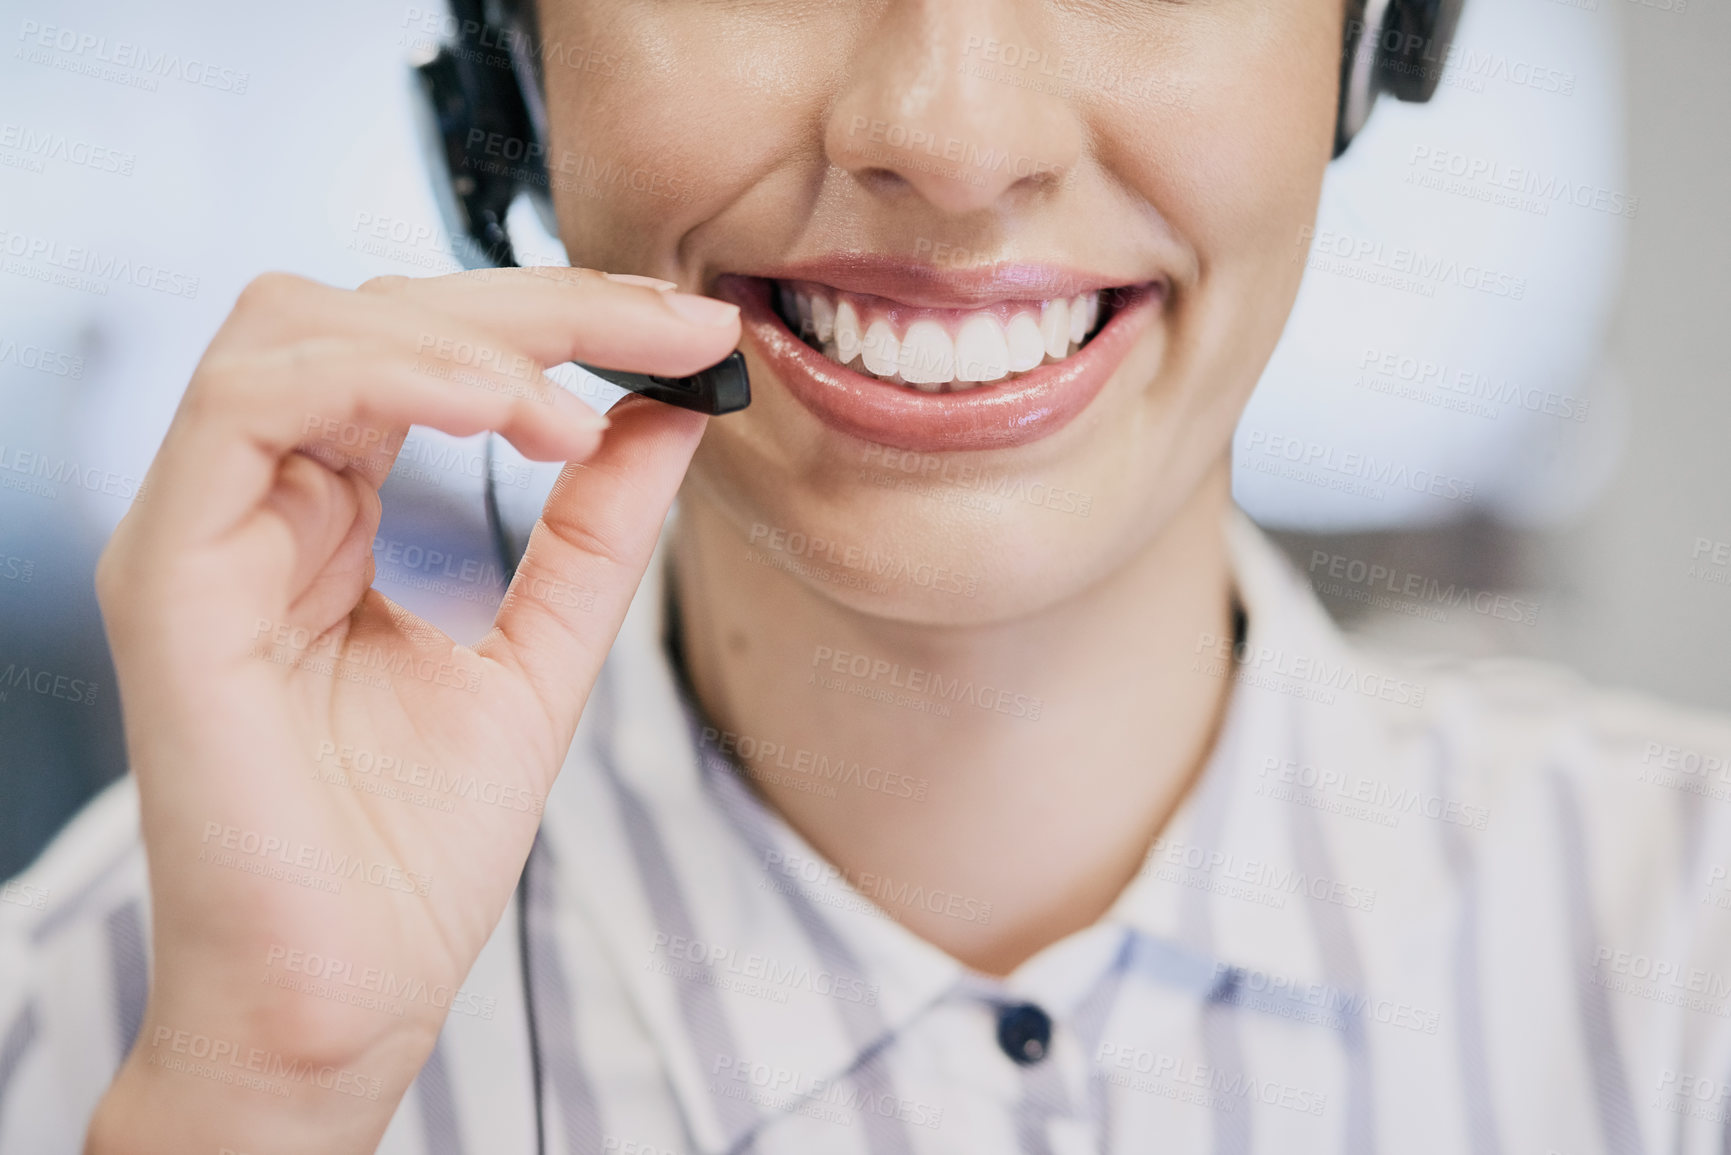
{"left": 84, "top": 267, "right": 740, "bottom": 1154}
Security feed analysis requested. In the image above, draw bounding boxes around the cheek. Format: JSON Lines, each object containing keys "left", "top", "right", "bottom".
{"left": 541, "top": 5, "right": 841, "bottom": 271}
{"left": 1102, "top": 18, "right": 1339, "bottom": 268}
{"left": 1093, "top": 17, "right": 1338, "bottom": 423}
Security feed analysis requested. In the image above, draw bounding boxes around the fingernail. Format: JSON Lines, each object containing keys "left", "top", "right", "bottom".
{"left": 602, "top": 272, "right": 679, "bottom": 291}
{"left": 663, "top": 292, "right": 740, "bottom": 327}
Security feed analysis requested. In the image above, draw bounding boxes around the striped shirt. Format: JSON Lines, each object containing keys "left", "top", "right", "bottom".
{"left": 6, "top": 508, "right": 1731, "bottom": 1154}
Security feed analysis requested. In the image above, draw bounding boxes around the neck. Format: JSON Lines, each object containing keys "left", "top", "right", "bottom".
{"left": 669, "top": 459, "right": 1238, "bottom": 977}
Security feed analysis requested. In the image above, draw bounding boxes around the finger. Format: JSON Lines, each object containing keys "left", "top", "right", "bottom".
{"left": 259, "top": 451, "right": 364, "bottom": 607}
{"left": 277, "top": 470, "right": 381, "bottom": 632}
{"left": 206, "top": 477, "right": 380, "bottom": 668}
{"left": 289, "top": 478, "right": 379, "bottom": 625}
{"left": 358, "top": 266, "right": 741, "bottom": 378}
{"left": 481, "top": 396, "right": 708, "bottom": 742}
{"left": 135, "top": 337, "right": 608, "bottom": 561}
{"left": 200, "top": 276, "right": 612, "bottom": 467}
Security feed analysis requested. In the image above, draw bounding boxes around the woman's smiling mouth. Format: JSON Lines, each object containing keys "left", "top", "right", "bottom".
{"left": 772, "top": 280, "right": 1105, "bottom": 391}
{"left": 716, "top": 262, "right": 1166, "bottom": 453}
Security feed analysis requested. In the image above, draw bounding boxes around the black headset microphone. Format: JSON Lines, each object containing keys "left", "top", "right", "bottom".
{"left": 411, "top": 0, "right": 1464, "bottom": 1150}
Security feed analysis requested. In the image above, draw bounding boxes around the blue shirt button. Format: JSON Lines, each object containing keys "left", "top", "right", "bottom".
{"left": 996, "top": 1003, "right": 1052, "bottom": 1065}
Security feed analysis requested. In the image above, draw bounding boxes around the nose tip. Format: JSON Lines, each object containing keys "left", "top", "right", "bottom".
{"left": 832, "top": 112, "right": 1074, "bottom": 216}
{"left": 824, "top": 9, "right": 1085, "bottom": 218}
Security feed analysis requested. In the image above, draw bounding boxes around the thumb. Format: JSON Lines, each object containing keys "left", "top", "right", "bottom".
{"left": 481, "top": 395, "right": 708, "bottom": 742}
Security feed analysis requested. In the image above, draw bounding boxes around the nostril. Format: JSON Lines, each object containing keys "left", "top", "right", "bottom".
{"left": 1018, "top": 166, "right": 1065, "bottom": 193}
{"left": 855, "top": 167, "right": 911, "bottom": 196}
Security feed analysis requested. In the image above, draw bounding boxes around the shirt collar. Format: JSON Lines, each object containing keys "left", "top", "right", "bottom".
{"left": 539, "top": 502, "right": 1386, "bottom": 1151}
{"left": 1106, "top": 508, "right": 1401, "bottom": 1007}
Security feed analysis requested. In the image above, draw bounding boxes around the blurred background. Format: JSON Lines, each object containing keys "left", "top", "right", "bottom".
{"left": 2, "top": 0, "right": 1727, "bottom": 878}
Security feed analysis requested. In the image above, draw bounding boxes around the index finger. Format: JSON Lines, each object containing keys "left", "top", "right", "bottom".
{"left": 359, "top": 266, "right": 743, "bottom": 380}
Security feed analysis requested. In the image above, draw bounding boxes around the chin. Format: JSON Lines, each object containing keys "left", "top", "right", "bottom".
{"left": 679, "top": 253, "right": 1199, "bottom": 625}
{"left": 686, "top": 389, "right": 1193, "bottom": 631}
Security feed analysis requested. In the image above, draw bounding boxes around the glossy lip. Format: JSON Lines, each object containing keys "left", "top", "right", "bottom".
{"left": 716, "top": 270, "right": 1165, "bottom": 453}
{"left": 755, "top": 255, "right": 1138, "bottom": 308}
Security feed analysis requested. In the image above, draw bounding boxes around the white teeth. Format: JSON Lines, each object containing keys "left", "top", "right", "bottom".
{"left": 1006, "top": 313, "right": 1045, "bottom": 373}
{"left": 835, "top": 300, "right": 862, "bottom": 364}
{"left": 899, "top": 320, "right": 955, "bottom": 386}
{"left": 1068, "top": 294, "right": 1090, "bottom": 345}
{"left": 783, "top": 282, "right": 1110, "bottom": 391}
{"left": 1041, "top": 299, "right": 1071, "bottom": 360}
{"left": 810, "top": 294, "right": 835, "bottom": 344}
{"left": 860, "top": 319, "right": 900, "bottom": 377}
{"left": 954, "top": 315, "right": 1010, "bottom": 383}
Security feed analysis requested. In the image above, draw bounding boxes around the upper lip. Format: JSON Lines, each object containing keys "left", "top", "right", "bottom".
{"left": 730, "top": 254, "right": 1155, "bottom": 310}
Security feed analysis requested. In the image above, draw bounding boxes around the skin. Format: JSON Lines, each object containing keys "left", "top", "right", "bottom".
{"left": 543, "top": 0, "right": 1338, "bottom": 971}
{"left": 86, "top": 1, "right": 1342, "bottom": 1150}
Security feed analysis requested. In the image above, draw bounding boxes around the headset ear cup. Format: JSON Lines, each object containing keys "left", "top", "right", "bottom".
{"left": 413, "top": 1, "right": 548, "bottom": 267}
{"left": 496, "top": 8, "right": 557, "bottom": 246}
{"left": 1378, "top": 0, "right": 1467, "bottom": 103}
{"left": 1333, "top": 0, "right": 1467, "bottom": 157}
{"left": 1334, "top": 0, "right": 1384, "bottom": 158}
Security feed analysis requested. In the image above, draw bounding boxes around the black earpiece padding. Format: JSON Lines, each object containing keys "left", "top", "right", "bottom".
{"left": 1336, "top": 0, "right": 1469, "bottom": 156}
{"left": 414, "top": 0, "right": 544, "bottom": 267}
{"left": 1378, "top": 0, "right": 1469, "bottom": 103}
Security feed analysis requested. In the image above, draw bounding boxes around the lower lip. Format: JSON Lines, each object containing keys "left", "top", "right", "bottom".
{"left": 717, "top": 276, "right": 1164, "bottom": 453}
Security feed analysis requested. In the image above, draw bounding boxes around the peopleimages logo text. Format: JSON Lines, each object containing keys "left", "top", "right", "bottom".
{"left": 16, "top": 20, "right": 250, "bottom": 94}
{"left": 1297, "top": 226, "right": 1527, "bottom": 300}
{"left": 1242, "top": 430, "right": 1475, "bottom": 505}
{"left": 0, "top": 228, "right": 200, "bottom": 299}
{"left": 1194, "top": 632, "right": 1427, "bottom": 708}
